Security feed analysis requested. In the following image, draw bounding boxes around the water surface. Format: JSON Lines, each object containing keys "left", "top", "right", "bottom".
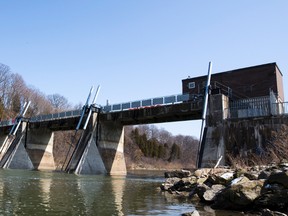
{"left": 0, "top": 169, "right": 245, "bottom": 215}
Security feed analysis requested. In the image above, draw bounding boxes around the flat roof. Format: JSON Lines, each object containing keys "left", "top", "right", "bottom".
{"left": 183, "top": 62, "right": 282, "bottom": 81}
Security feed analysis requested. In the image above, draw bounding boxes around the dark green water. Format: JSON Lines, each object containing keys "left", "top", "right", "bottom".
{"left": 0, "top": 169, "right": 246, "bottom": 216}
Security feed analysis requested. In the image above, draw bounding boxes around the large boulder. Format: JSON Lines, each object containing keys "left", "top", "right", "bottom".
{"left": 254, "top": 183, "right": 288, "bottom": 211}
{"left": 204, "top": 172, "right": 234, "bottom": 186}
{"left": 160, "top": 176, "right": 197, "bottom": 192}
{"left": 196, "top": 184, "right": 225, "bottom": 202}
{"left": 266, "top": 171, "right": 288, "bottom": 188}
{"left": 212, "top": 178, "right": 265, "bottom": 210}
{"left": 160, "top": 177, "right": 181, "bottom": 191}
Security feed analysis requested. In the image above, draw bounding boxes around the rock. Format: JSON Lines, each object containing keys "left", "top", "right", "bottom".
{"left": 195, "top": 184, "right": 210, "bottom": 200}
{"left": 164, "top": 170, "right": 191, "bottom": 178}
{"left": 181, "top": 210, "right": 200, "bottom": 216}
{"left": 204, "top": 172, "right": 234, "bottom": 186}
{"left": 230, "top": 176, "right": 250, "bottom": 185}
{"left": 266, "top": 171, "right": 288, "bottom": 188}
{"left": 254, "top": 183, "right": 288, "bottom": 212}
{"left": 161, "top": 163, "right": 288, "bottom": 214}
{"left": 160, "top": 177, "right": 181, "bottom": 191}
{"left": 203, "top": 184, "right": 225, "bottom": 202}
{"left": 260, "top": 208, "right": 288, "bottom": 216}
{"left": 212, "top": 179, "right": 264, "bottom": 210}
{"left": 196, "top": 176, "right": 208, "bottom": 184}
{"left": 258, "top": 170, "right": 271, "bottom": 180}
{"left": 234, "top": 168, "right": 247, "bottom": 178}
{"left": 195, "top": 184, "right": 225, "bottom": 202}
{"left": 182, "top": 176, "right": 197, "bottom": 185}
{"left": 244, "top": 171, "right": 259, "bottom": 180}
{"left": 194, "top": 168, "right": 211, "bottom": 178}
{"left": 161, "top": 176, "right": 197, "bottom": 192}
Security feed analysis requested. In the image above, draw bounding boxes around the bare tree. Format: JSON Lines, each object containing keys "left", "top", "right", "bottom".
{"left": 8, "top": 73, "right": 28, "bottom": 114}
{"left": 26, "top": 87, "right": 53, "bottom": 116}
{"left": 0, "top": 63, "right": 11, "bottom": 119}
{"left": 47, "top": 93, "right": 70, "bottom": 112}
{"left": 0, "top": 63, "right": 10, "bottom": 84}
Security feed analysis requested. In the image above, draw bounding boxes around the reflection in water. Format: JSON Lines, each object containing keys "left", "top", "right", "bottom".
{"left": 0, "top": 169, "right": 242, "bottom": 215}
{"left": 111, "top": 176, "right": 125, "bottom": 216}
{"left": 40, "top": 178, "right": 51, "bottom": 210}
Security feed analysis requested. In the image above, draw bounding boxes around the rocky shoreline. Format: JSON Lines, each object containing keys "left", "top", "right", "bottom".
{"left": 160, "top": 162, "right": 288, "bottom": 215}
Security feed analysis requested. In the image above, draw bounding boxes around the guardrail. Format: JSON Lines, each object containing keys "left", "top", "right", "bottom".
{"left": 226, "top": 99, "right": 288, "bottom": 119}
{"left": 0, "top": 119, "right": 15, "bottom": 127}
{"left": 0, "top": 110, "right": 83, "bottom": 127}
{"left": 102, "top": 93, "right": 200, "bottom": 112}
{"left": 271, "top": 102, "right": 288, "bottom": 115}
{"left": 30, "top": 109, "right": 82, "bottom": 122}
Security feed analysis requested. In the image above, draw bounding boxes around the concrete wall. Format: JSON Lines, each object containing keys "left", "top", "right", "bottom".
{"left": 26, "top": 128, "right": 55, "bottom": 170}
{"left": 98, "top": 121, "right": 127, "bottom": 175}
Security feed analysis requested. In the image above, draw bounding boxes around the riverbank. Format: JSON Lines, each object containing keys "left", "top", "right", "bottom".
{"left": 160, "top": 162, "right": 288, "bottom": 215}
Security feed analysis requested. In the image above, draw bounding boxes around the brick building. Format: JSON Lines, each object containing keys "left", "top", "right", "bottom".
{"left": 182, "top": 63, "right": 284, "bottom": 102}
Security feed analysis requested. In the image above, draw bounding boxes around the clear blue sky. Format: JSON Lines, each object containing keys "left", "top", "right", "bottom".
{"left": 1, "top": 1, "right": 287, "bottom": 137}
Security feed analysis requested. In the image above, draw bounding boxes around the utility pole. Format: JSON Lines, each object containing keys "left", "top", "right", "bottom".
{"left": 196, "top": 61, "right": 212, "bottom": 168}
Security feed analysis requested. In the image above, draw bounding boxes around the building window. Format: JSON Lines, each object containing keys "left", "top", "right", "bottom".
{"left": 188, "top": 82, "right": 195, "bottom": 89}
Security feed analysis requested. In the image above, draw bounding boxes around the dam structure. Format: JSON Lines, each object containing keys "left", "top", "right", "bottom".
{"left": 0, "top": 62, "right": 287, "bottom": 175}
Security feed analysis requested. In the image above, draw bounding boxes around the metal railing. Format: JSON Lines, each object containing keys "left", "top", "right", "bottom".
{"left": 0, "top": 110, "right": 82, "bottom": 126}
{"left": 102, "top": 93, "right": 194, "bottom": 112}
{"left": 227, "top": 95, "right": 288, "bottom": 119}
{"left": 30, "top": 110, "right": 82, "bottom": 122}
{"left": 271, "top": 102, "right": 288, "bottom": 115}
{"left": 0, "top": 119, "right": 15, "bottom": 127}
{"left": 227, "top": 96, "right": 271, "bottom": 119}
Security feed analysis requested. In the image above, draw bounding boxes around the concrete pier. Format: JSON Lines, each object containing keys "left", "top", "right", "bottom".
{"left": 98, "top": 121, "right": 127, "bottom": 175}
{"left": 26, "top": 128, "right": 56, "bottom": 170}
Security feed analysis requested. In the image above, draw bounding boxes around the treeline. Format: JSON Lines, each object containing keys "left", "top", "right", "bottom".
{"left": 130, "top": 127, "right": 180, "bottom": 161}
{"left": 0, "top": 63, "right": 72, "bottom": 120}
{"left": 124, "top": 125, "right": 199, "bottom": 168}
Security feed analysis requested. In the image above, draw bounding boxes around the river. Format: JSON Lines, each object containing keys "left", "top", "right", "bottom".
{"left": 0, "top": 169, "right": 243, "bottom": 215}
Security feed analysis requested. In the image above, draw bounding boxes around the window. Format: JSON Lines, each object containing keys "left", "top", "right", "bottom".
{"left": 188, "top": 82, "right": 195, "bottom": 89}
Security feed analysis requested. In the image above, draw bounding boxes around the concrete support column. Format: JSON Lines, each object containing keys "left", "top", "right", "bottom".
{"left": 98, "top": 121, "right": 127, "bottom": 175}
{"left": 26, "top": 128, "right": 55, "bottom": 170}
{"left": 201, "top": 94, "right": 229, "bottom": 167}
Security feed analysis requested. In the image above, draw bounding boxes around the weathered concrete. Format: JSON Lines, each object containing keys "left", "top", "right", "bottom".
{"left": 65, "top": 113, "right": 107, "bottom": 174}
{"left": 75, "top": 136, "right": 107, "bottom": 175}
{"left": 200, "top": 93, "right": 288, "bottom": 167}
{"left": 201, "top": 94, "right": 229, "bottom": 167}
{"left": 98, "top": 121, "right": 127, "bottom": 175}
{"left": 75, "top": 113, "right": 107, "bottom": 175}
{"left": 4, "top": 138, "right": 34, "bottom": 169}
{"left": 2, "top": 122, "right": 34, "bottom": 169}
{"left": 26, "top": 128, "right": 55, "bottom": 170}
{"left": 223, "top": 116, "right": 288, "bottom": 157}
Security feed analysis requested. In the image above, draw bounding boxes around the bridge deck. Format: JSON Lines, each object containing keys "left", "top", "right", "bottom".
{"left": 100, "top": 101, "right": 203, "bottom": 125}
